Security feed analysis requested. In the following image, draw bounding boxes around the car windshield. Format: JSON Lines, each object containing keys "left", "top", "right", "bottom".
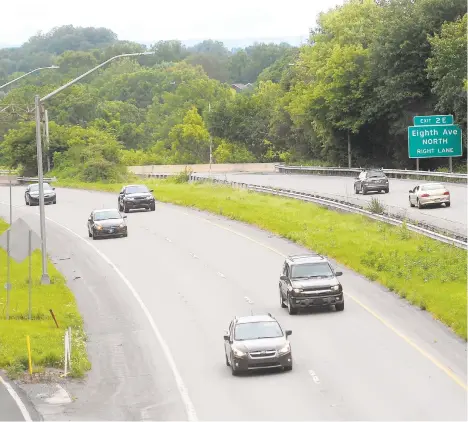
{"left": 126, "top": 185, "right": 149, "bottom": 194}
{"left": 30, "top": 183, "right": 52, "bottom": 192}
{"left": 291, "top": 262, "right": 334, "bottom": 278}
{"left": 94, "top": 210, "right": 121, "bottom": 220}
{"left": 234, "top": 321, "right": 283, "bottom": 341}
{"left": 367, "top": 171, "right": 385, "bottom": 178}
{"left": 421, "top": 184, "right": 445, "bottom": 191}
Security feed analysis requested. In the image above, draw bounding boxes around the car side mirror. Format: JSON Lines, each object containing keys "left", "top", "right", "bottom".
{"left": 149, "top": 189, "right": 154, "bottom": 192}
{"left": 280, "top": 275, "right": 287, "bottom": 281}
{"left": 123, "top": 215, "right": 127, "bottom": 219}
{"left": 52, "top": 187, "right": 55, "bottom": 190}
{"left": 285, "top": 330, "right": 292, "bottom": 337}
{"left": 335, "top": 271, "right": 343, "bottom": 276}
{"left": 223, "top": 335, "right": 229, "bottom": 341}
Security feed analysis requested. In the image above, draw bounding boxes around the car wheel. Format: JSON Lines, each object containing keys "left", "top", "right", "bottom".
{"left": 362, "top": 187, "right": 367, "bottom": 195}
{"left": 118, "top": 202, "right": 122, "bottom": 212}
{"left": 225, "top": 351, "right": 230, "bottom": 367}
{"left": 124, "top": 204, "right": 129, "bottom": 213}
{"left": 92, "top": 230, "right": 96, "bottom": 240}
{"left": 150, "top": 203, "right": 156, "bottom": 211}
{"left": 446, "top": 202, "right": 451, "bottom": 207}
{"left": 335, "top": 302, "right": 345, "bottom": 311}
{"left": 354, "top": 185, "right": 358, "bottom": 194}
{"left": 409, "top": 197, "right": 415, "bottom": 207}
{"left": 385, "top": 188, "right": 389, "bottom": 193}
{"left": 231, "top": 355, "right": 239, "bottom": 375}
{"left": 287, "top": 294, "right": 297, "bottom": 315}
{"left": 280, "top": 288, "right": 287, "bottom": 308}
{"left": 88, "top": 229, "right": 92, "bottom": 238}
{"left": 53, "top": 200, "right": 56, "bottom": 204}
{"left": 25, "top": 197, "right": 29, "bottom": 206}
{"left": 417, "top": 199, "right": 423, "bottom": 209}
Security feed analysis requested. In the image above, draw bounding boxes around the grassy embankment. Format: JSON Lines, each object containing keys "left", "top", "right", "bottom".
{"left": 55, "top": 177, "right": 467, "bottom": 339}
{"left": 0, "top": 219, "right": 90, "bottom": 378}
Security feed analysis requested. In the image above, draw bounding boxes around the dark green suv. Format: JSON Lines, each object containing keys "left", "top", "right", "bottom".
{"left": 279, "top": 254, "right": 344, "bottom": 314}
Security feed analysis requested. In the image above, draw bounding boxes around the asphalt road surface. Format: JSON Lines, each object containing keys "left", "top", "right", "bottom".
{"left": 198, "top": 172, "right": 467, "bottom": 236}
{"left": 0, "top": 380, "right": 25, "bottom": 421}
{"left": 0, "top": 186, "right": 466, "bottom": 420}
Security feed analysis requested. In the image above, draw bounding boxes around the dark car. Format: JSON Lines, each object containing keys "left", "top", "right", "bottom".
{"left": 118, "top": 184, "right": 155, "bottom": 212}
{"left": 24, "top": 182, "right": 56, "bottom": 206}
{"left": 223, "top": 314, "right": 293, "bottom": 375}
{"left": 87, "top": 208, "right": 128, "bottom": 239}
{"left": 354, "top": 169, "right": 389, "bottom": 194}
{"left": 279, "top": 254, "right": 344, "bottom": 314}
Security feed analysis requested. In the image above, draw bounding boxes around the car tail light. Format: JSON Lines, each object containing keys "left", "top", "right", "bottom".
{"left": 443, "top": 191, "right": 450, "bottom": 195}
{"left": 421, "top": 193, "right": 430, "bottom": 197}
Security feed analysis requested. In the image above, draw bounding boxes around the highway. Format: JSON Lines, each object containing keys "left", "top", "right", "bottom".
{"left": 0, "top": 185, "right": 466, "bottom": 420}
{"left": 198, "top": 172, "right": 468, "bottom": 236}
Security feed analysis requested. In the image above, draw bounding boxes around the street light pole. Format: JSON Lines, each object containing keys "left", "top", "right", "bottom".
{"left": 44, "top": 109, "right": 51, "bottom": 172}
{"left": 0, "top": 66, "right": 59, "bottom": 90}
{"left": 35, "top": 52, "right": 153, "bottom": 283}
{"left": 34, "top": 94, "right": 49, "bottom": 284}
{"left": 208, "top": 102, "right": 212, "bottom": 180}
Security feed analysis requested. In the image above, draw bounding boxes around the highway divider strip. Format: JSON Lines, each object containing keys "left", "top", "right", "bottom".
{"left": 136, "top": 173, "right": 467, "bottom": 249}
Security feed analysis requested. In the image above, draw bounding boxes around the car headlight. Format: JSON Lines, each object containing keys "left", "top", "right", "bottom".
{"left": 278, "top": 343, "right": 291, "bottom": 355}
{"left": 292, "top": 288, "right": 303, "bottom": 294}
{"left": 231, "top": 347, "right": 246, "bottom": 358}
{"left": 331, "top": 284, "right": 340, "bottom": 291}
{"left": 95, "top": 224, "right": 103, "bottom": 231}
{"left": 119, "top": 223, "right": 125, "bottom": 228}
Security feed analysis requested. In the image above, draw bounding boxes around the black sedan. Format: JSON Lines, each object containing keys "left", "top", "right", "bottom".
{"left": 118, "top": 184, "right": 155, "bottom": 212}
{"left": 25, "top": 182, "right": 56, "bottom": 205}
{"left": 87, "top": 209, "right": 128, "bottom": 240}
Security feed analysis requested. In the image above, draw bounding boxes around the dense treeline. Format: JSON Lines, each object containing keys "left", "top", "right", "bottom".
{"left": 0, "top": 0, "right": 466, "bottom": 181}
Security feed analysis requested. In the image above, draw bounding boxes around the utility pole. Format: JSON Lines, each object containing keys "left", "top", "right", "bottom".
{"left": 44, "top": 109, "right": 51, "bottom": 172}
{"left": 347, "top": 131, "right": 352, "bottom": 168}
{"left": 208, "top": 102, "right": 212, "bottom": 180}
{"left": 34, "top": 95, "right": 50, "bottom": 284}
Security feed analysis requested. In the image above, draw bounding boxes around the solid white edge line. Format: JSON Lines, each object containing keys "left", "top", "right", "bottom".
{"left": 0, "top": 374, "right": 32, "bottom": 421}
{"left": 43, "top": 216, "right": 198, "bottom": 421}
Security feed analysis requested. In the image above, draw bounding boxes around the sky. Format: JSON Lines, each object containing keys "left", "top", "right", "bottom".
{"left": 0, "top": 0, "right": 344, "bottom": 47}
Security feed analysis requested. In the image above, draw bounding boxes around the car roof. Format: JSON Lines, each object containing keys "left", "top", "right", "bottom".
{"left": 93, "top": 208, "right": 120, "bottom": 213}
{"left": 286, "top": 253, "right": 327, "bottom": 265}
{"left": 419, "top": 182, "right": 445, "bottom": 187}
{"left": 235, "top": 314, "right": 278, "bottom": 324}
{"left": 124, "top": 184, "right": 147, "bottom": 188}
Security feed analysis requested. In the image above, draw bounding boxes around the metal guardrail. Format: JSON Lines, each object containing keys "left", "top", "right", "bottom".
{"left": 135, "top": 172, "right": 467, "bottom": 249}
{"left": 16, "top": 176, "right": 57, "bottom": 183}
{"left": 275, "top": 164, "right": 467, "bottom": 182}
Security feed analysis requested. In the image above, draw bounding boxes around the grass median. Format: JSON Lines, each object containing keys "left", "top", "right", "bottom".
{"left": 55, "top": 177, "right": 467, "bottom": 339}
{"left": 0, "top": 219, "right": 90, "bottom": 378}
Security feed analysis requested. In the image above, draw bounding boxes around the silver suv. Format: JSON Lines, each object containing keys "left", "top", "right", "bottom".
{"left": 223, "top": 314, "right": 293, "bottom": 375}
{"left": 354, "top": 169, "right": 389, "bottom": 194}
{"left": 279, "top": 254, "right": 344, "bottom": 314}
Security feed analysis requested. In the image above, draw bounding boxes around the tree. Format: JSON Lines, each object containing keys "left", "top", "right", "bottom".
{"left": 168, "top": 107, "right": 211, "bottom": 163}
{"left": 427, "top": 14, "right": 467, "bottom": 130}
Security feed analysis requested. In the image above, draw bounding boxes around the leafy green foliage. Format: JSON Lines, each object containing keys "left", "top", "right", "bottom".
{"left": 1, "top": 3, "right": 467, "bottom": 176}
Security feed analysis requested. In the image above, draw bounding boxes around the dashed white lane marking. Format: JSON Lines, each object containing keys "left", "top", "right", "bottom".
{"left": 244, "top": 296, "right": 254, "bottom": 304}
{"left": 189, "top": 252, "right": 199, "bottom": 259}
{"left": 165, "top": 237, "right": 172, "bottom": 242}
{"left": 217, "top": 272, "right": 226, "bottom": 278}
{"left": 308, "top": 369, "right": 321, "bottom": 384}
{"left": 0, "top": 374, "right": 32, "bottom": 421}
{"left": 38, "top": 215, "right": 198, "bottom": 421}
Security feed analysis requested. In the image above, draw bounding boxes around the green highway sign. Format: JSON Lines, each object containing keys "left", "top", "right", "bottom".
{"left": 408, "top": 124, "right": 463, "bottom": 158}
{"left": 413, "top": 115, "right": 453, "bottom": 126}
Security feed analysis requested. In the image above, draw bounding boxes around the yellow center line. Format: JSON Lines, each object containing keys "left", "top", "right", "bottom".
{"left": 180, "top": 208, "right": 467, "bottom": 391}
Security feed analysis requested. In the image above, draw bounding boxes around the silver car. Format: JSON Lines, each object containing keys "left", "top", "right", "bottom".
{"left": 408, "top": 183, "right": 450, "bottom": 208}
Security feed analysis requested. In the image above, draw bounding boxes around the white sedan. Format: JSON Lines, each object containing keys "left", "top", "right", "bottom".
{"left": 408, "top": 183, "right": 450, "bottom": 209}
